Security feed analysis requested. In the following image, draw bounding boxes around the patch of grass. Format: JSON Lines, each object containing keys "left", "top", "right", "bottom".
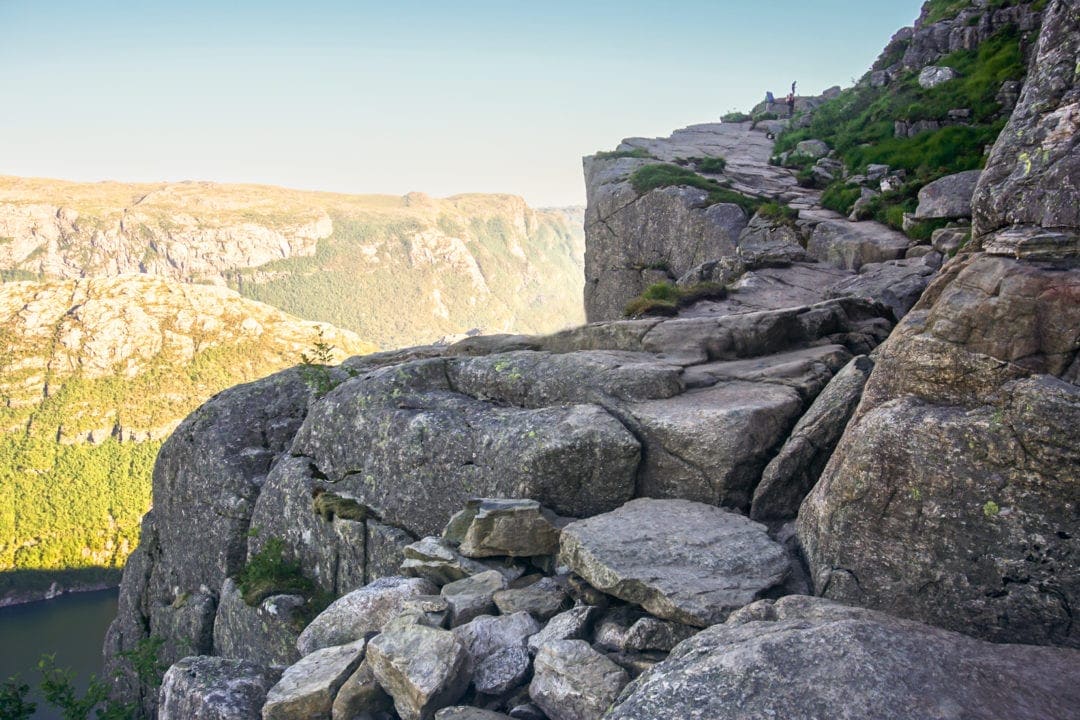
{"left": 905, "top": 217, "right": 953, "bottom": 242}
{"left": 821, "top": 183, "right": 865, "bottom": 216}
{"left": 629, "top": 164, "right": 761, "bottom": 215}
{"left": 694, "top": 157, "right": 728, "bottom": 173}
{"left": 757, "top": 202, "right": 799, "bottom": 227}
{"left": 721, "top": 111, "right": 752, "bottom": 123}
{"left": 624, "top": 281, "right": 728, "bottom": 317}
{"left": 235, "top": 536, "right": 316, "bottom": 607}
{"left": 594, "top": 148, "right": 653, "bottom": 160}
{"left": 924, "top": 0, "right": 972, "bottom": 23}
{"left": 312, "top": 490, "right": 373, "bottom": 522}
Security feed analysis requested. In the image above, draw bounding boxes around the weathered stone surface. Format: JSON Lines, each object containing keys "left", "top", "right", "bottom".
{"left": 158, "top": 656, "right": 279, "bottom": 720}
{"left": 367, "top": 624, "right": 470, "bottom": 720}
{"left": 593, "top": 605, "right": 642, "bottom": 652}
{"left": 807, "top": 219, "right": 910, "bottom": 271}
{"left": 297, "top": 577, "right": 437, "bottom": 656}
{"left": 623, "top": 617, "right": 697, "bottom": 653}
{"left": 527, "top": 606, "right": 598, "bottom": 655}
{"left": 402, "top": 537, "right": 494, "bottom": 586}
{"left": 917, "top": 65, "right": 958, "bottom": 88}
{"left": 451, "top": 499, "right": 562, "bottom": 559}
{"left": 453, "top": 612, "right": 540, "bottom": 669}
{"left": 441, "top": 571, "right": 509, "bottom": 627}
{"left": 367, "top": 522, "right": 416, "bottom": 583}
{"left": 213, "top": 578, "right": 304, "bottom": 667}
{"left": 293, "top": 359, "right": 640, "bottom": 538}
{"left": 435, "top": 708, "right": 512, "bottom": 720}
{"left": 608, "top": 596, "right": 1080, "bottom": 720}
{"left": 530, "top": 640, "right": 629, "bottom": 720}
{"left": 331, "top": 660, "right": 394, "bottom": 720}
{"left": 826, "top": 254, "right": 940, "bottom": 320}
{"left": 473, "top": 646, "right": 532, "bottom": 696}
{"left": 263, "top": 640, "right": 366, "bottom": 720}
{"left": 793, "top": 139, "right": 830, "bottom": 159}
{"left": 627, "top": 382, "right": 803, "bottom": 509}
{"left": 751, "top": 356, "right": 875, "bottom": 521}
{"left": 493, "top": 578, "right": 569, "bottom": 621}
{"left": 972, "top": 0, "right": 1080, "bottom": 240}
{"left": 914, "top": 170, "right": 981, "bottom": 219}
{"left": 559, "top": 499, "right": 790, "bottom": 627}
{"left": 931, "top": 226, "right": 969, "bottom": 255}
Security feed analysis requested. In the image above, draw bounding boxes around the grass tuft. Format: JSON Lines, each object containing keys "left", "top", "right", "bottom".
{"left": 629, "top": 164, "right": 760, "bottom": 215}
{"left": 625, "top": 281, "right": 728, "bottom": 317}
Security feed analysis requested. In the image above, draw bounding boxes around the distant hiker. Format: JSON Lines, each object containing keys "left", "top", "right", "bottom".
{"left": 791, "top": 80, "right": 797, "bottom": 95}
{"left": 786, "top": 92, "right": 796, "bottom": 118}
{"left": 765, "top": 90, "right": 775, "bottom": 112}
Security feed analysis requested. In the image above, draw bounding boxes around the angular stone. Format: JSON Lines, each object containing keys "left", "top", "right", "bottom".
{"left": 297, "top": 577, "right": 438, "bottom": 656}
{"left": 608, "top": 596, "right": 1080, "bottom": 720}
{"left": 158, "top": 656, "right": 279, "bottom": 720}
{"left": 367, "top": 624, "right": 470, "bottom": 720}
{"left": 627, "top": 382, "right": 803, "bottom": 510}
{"left": 914, "top": 170, "right": 981, "bottom": 220}
{"left": 213, "top": 578, "right": 304, "bottom": 667}
{"left": 262, "top": 640, "right": 366, "bottom": 720}
{"left": 793, "top": 139, "right": 830, "bottom": 159}
{"left": 529, "top": 640, "right": 629, "bottom": 720}
{"left": 918, "top": 65, "right": 958, "bottom": 88}
{"left": 931, "top": 226, "right": 969, "bottom": 255}
{"left": 402, "top": 536, "right": 494, "bottom": 586}
{"left": 807, "top": 219, "right": 910, "bottom": 271}
{"left": 559, "top": 499, "right": 790, "bottom": 627}
{"left": 474, "top": 646, "right": 532, "bottom": 695}
{"left": 441, "top": 570, "right": 509, "bottom": 627}
{"left": 453, "top": 611, "right": 541, "bottom": 666}
{"left": 826, "top": 255, "right": 939, "bottom": 320}
{"left": 331, "top": 659, "right": 394, "bottom": 720}
{"left": 623, "top": 617, "right": 696, "bottom": 653}
{"left": 451, "top": 499, "right": 562, "bottom": 559}
{"left": 367, "top": 521, "right": 416, "bottom": 583}
{"left": 493, "top": 578, "right": 569, "bottom": 621}
{"left": 592, "top": 605, "right": 643, "bottom": 652}
{"left": 750, "top": 355, "right": 875, "bottom": 522}
{"left": 527, "top": 606, "right": 598, "bottom": 655}
{"left": 435, "top": 708, "right": 512, "bottom": 720}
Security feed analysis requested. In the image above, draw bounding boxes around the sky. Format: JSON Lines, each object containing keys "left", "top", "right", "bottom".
{"left": 0, "top": 1, "right": 924, "bottom": 207}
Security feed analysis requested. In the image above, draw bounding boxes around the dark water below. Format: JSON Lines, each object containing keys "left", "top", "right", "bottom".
{"left": 0, "top": 589, "right": 119, "bottom": 720}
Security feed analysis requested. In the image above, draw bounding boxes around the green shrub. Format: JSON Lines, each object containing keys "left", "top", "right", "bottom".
{"left": 594, "top": 148, "right": 653, "bottom": 160}
{"left": 694, "top": 157, "right": 728, "bottom": 173}
{"left": 235, "top": 537, "right": 316, "bottom": 606}
{"left": 629, "top": 164, "right": 761, "bottom": 215}
{"left": 624, "top": 281, "right": 728, "bottom": 317}
{"left": 721, "top": 111, "right": 752, "bottom": 123}
{"left": 924, "top": 0, "right": 972, "bottom": 23}
{"left": 821, "top": 183, "right": 865, "bottom": 216}
{"left": 0, "top": 677, "right": 34, "bottom": 720}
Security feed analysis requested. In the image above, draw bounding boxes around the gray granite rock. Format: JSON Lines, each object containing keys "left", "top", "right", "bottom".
{"left": 527, "top": 606, "right": 598, "bottom": 655}
{"left": 914, "top": 170, "right": 981, "bottom": 219}
{"left": 331, "top": 659, "right": 394, "bottom": 720}
{"left": 435, "top": 708, "right": 512, "bottom": 720}
{"left": 450, "top": 499, "right": 562, "bottom": 559}
{"left": 559, "top": 499, "right": 790, "bottom": 627}
{"left": 807, "top": 219, "right": 910, "bottom": 271}
{"left": 402, "top": 537, "right": 495, "bottom": 586}
{"left": 367, "top": 624, "right": 470, "bottom": 720}
{"left": 493, "top": 578, "right": 569, "bottom": 621}
{"left": 158, "top": 656, "right": 279, "bottom": 720}
{"left": 918, "top": 65, "right": 958, "bottom": 88}
{"left": 529, "top": 640, "right": 629, "bottom": 720}
{"left": 213, "top": 578, "right": 304, "bottom": 667}
{"left": 297, "top": 577, "right": 437, "bottom": 656}
{"left": 263, "top": 640, "right": 366, "bottom": 720}
{"left": 608, "top": 596, "right": 1080, "bottom": 720}
{"left": 441, "top": 570, "right": 510, "bottom": 627}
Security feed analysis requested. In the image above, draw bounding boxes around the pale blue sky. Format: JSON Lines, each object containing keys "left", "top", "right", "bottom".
{"left": 0, "top": 1, "right": 923, "bottom": 206}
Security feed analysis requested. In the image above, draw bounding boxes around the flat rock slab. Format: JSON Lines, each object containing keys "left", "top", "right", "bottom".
{"left": 559, "top": 499, "right": 789, "bottom": 627}
{"left": 159, "top": 656, "right": 280, "bottom": 720}
{"left": 608, "top": 596, "right": 1080, "bottom": 720}
{"left": 263, "top": 640, "right": 366, "bottom": 720}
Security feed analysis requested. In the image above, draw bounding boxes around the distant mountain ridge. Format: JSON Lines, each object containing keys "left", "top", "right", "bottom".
{"left": 0, "top": 177, "right": 586, "bottom": 348}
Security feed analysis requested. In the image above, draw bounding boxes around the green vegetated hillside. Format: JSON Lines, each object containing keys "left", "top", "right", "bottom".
{"left": 0, "top": 178, "right": 586, "bottom": 348}
{"left": 0, "top": 276, "right": 373, "bottom": 600}
{"left": 775, "top": 19, "right": 1029, "bottom": 237}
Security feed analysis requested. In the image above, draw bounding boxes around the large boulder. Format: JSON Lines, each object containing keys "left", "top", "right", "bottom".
{"left": 292, "top": 358, "right": 641, "bottom": 538}
{"left": 367, "top": 623, "right": 471, "bottom": 720}
{"left": 529, "top": 640, "right": 629, "bottom": 720}
{"left": 807, "top": 219, "right": 910, "bottom": 271}
{"left": 559, "top": 499, "right": 790, "bottom": 627}
{"left": 608, "top": 596, "right": 1080, "bottom": 720}
{"left": 158, "top": 656, "right": 280, "bottom": 720}
{"left": 447, "top": 499, "right": 562, "bottom": 559}
{"left": 297, "top": 577, "right": 437, "bottom": 656}
{"left": 826, "top": 253, "right": 941, "bottom": 321}
{"left": 914, "top": 170, "right": 982, "bottom": 220}
{"left": 917, "top": 65, "right": 958, "bottom": 88}
{"left": 262, "top": 640, "right": 367, "bottom": 720}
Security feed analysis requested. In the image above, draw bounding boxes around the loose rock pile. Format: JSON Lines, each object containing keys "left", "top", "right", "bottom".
{"left": 158, "top": 497, "right": 792, "bottom": 720}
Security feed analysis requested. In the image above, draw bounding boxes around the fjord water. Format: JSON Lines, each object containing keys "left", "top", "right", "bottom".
{"left": 0, "top": 589, "right": 118, "bottom": 720}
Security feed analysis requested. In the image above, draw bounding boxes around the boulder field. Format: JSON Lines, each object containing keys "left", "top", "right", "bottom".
{"left": 105, "top": 1, "right": 1079, "bottom": 718}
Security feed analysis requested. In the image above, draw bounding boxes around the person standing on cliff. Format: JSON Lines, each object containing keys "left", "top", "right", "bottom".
{"left": 786, "top": 92, "right": 796, "bottom": 118}
{"left": 765, "top": 90, "right": 775, "bottom": 112}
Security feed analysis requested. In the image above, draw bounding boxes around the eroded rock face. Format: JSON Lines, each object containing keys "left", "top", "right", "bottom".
{"left": 972, "top": 0, "right": 1080, "bottom": 240}
{"left": 559, "top": 499, "right": 790, "bottom": 627}
{"left": 800, "top": 2, "right": 1080, "bottom": 648}
{"left": 158, "top": 656, "right": 280, "bottom": 720}
{"left": 608, "top": 596, "right": 1080, "bottom": 720}
{"left": 213, "top": 579, "right": 305, "bottom": 667}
